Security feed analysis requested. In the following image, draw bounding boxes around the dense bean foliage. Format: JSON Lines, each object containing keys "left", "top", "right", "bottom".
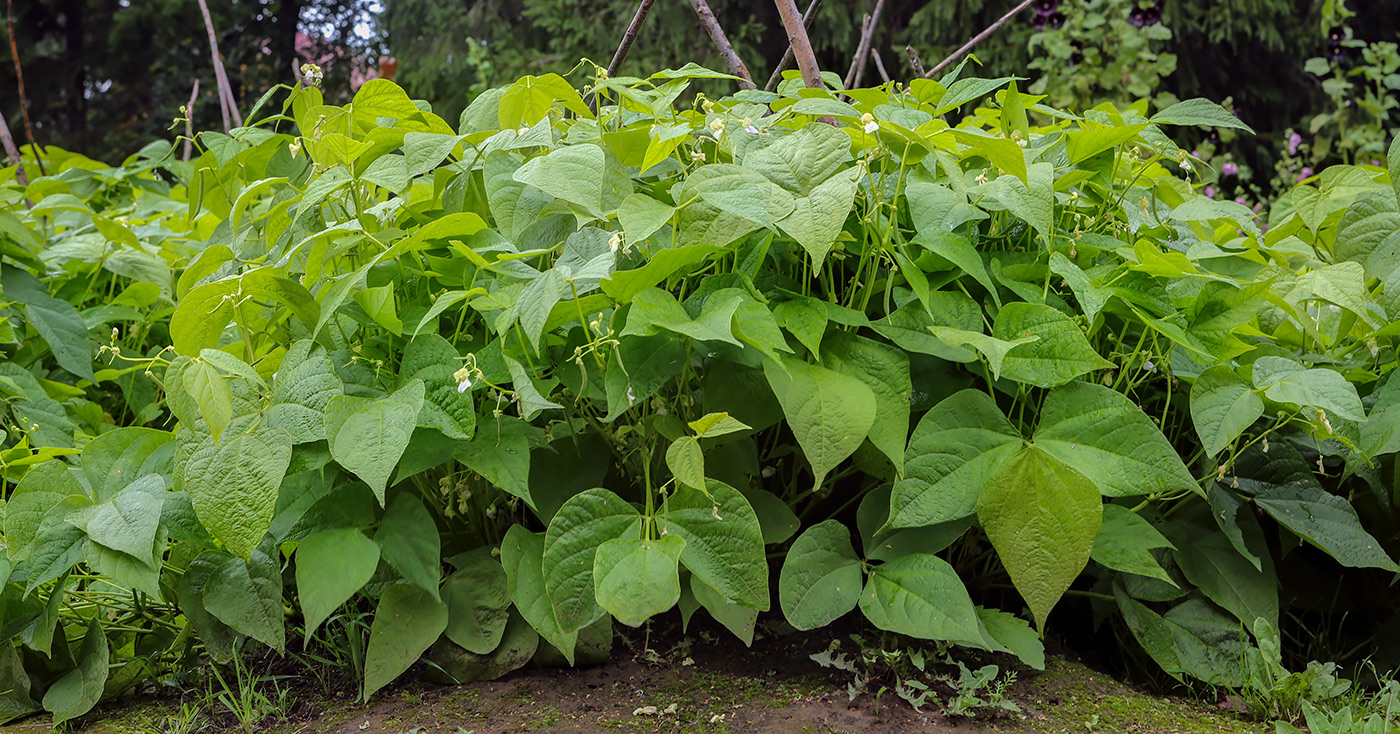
{"left": 0, "top": 65, "right": 1397, "bottom": 724}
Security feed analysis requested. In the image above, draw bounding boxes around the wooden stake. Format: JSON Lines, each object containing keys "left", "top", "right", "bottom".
{"left": 6, "top": 0, "right": 42, "bottom": 176}
{"left": 0, "top": 108, "right": 27, "bottom": 188}
{"left": 905, "top": 45, "right": 925, "bottom": 77}
{"left": 606, "top": 0, "right": 658, "bottom": 78}
{"left": 763, "top": 0, "right": 822, "bottom": 92}
{"left": 925, "top": 0, "right": 1036, "bottom": 78}
{"left": 870, "top": 48, "right": 891, "bottom": 84}
{"left": 183, "top": 79, "right": 200, "bottom": 163}
{"left": 773, "top": 0, "right": 825, "bottom": 90}
{"left": 843, "top": 0, "right": 887, "bottom": 91}
{"left": 196, "top": 0, "right": 242, "bottom": 130}
{"left": 689, "top": 0, "right": 756, "bottom": 90}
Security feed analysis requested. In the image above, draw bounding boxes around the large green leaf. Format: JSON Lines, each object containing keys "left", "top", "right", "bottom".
{"left": 779, "top": 520, "right": 862, "bottom": 630}
{"left": 64, "top": 476, "right": 163, "bottom": 568}
{"left": 593, "top": 535, "right": 685, "bottom": 627}
{"left": 686, "top": 164, "right": 796, "bottom": 229}
{"left": 977, "top": 446, "right": 1102, "bottom": 631}
{"left": 442, "top": 549, "right": 512, "bottom": 655}
{"left": 456, "top": 416, "right": 539, "bottom": 506}
{"left": 1190, "top": 366, "right": 1264, "bottom": 457}
{"left": 196, "top": 546, "right": 286, "bottom": 651}
{"left": 80, "top": 427, "right": 174, "bottom": 502}
{"left": 889, "top": 390, "right": 1023, "bottom": 528}
{"left": 267, "top": 340, "right": 342, "bottom": 444}
{"left": 1251, "top": 357, "right": 1364, "bottom": 422}
{"left": 296, "top": 528, "right": 380, "bottom": 640}
{"left": 42, "top": 618, "right": 108, "bottom": 725}
{"left": 325, "top": 380, "right": 425, "bottom": 504}
{"left": 363, "top": 584, "right": 448, "bottom": 701}
{"left": 375, "top": 493, "right": 442, "bottom": 599}
{"left": 690, "top": 576, "right": 759, "bottom": 645}
{"left": 993, "top": 303, "right": 1111, "bottom": 387}
{"left": 859, "top": 553, "right": 984, "bottom": 645}
{"left": 514, "top": 144, "right": 607, "bottom": 217}
{"left": 1090, "top": 505, "right": 1176, "bottom": 584}
{"left": 744, "top": 123, "right": 850, "bottom": 196}
{"left": 182, "top": 424, "right": 293, "bottom": 559}
{"left": 5, "top": 461, "right": 86, "bottom": 562}
{"left": 821, "top": 332, "right": 911, "bottom": 472}
{"left": 500, "top": 525, "right": 578, "bottom": 664}
{"left": 1036, "top": 382, "right": 1200, "bottom": 498}
{"left": 1150, "top": 98, "right": 1255, "bottom": 133}
{"left": 1254, "top": 484, "right": 1397, "bottom": 571}
{"left": 541, "top": 488, "right": 641, "bottom": 633}
{"left": 658, "top": 480, "right": 768, "bottom": 611}
{"left": 776, "top": 169, "right": 858, "bottom": 267}
{"left": 1172, "top": 529, "right": 1278, "bottom": 629}
{"left": 763, "top": 356, "right": 876, "bottom": 490}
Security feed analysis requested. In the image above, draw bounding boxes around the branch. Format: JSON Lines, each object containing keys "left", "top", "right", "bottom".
{"left": 183, "top": 79, "right": 199, "bottom": 163}
{"left": 196, "top": 0, "right": 242, "bottom": 129}
{"left": 6, "top": 0, "right": 42, "bottom": 176}
{"left": 925, "top": 0, "right": 1036, "bottom": 78}
{"left": 0, "top": 108, "right": 28, "bottom": 194}
{"left": 773, "top": 0, "right": 824, "bottom": 90}
{"left": 870, "top": 48, "right": 891, "bottom": 84}
{"left": 763, "top": 0, "right": 821, "bottom": 92}
{"left": 606, "top": 0, "right": 658, "bottom": 78}
{"left": 905, "top": 45, "right": 925, "bottom": 77}
{"left": 689, "top": 0, "right": 756, "bottom": 90}
{"left": 843, "top": 0, "right": 887, "bottom": 91}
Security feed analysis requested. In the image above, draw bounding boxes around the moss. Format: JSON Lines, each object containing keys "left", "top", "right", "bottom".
{"left": 998, "top": 658, "right": 1269, "bottom": 734}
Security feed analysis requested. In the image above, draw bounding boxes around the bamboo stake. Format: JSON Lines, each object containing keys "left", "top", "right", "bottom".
{"left": 6, "top": 0, "right": 42, "bottom": 176}
{"left": 688, "top": 0, "right": 756, "bottom": 90}
{"left": 0, "top": 108, "right": 27, "bottom": 188}
{"left": 773, "top": 0, "right": 824, "bottom": 90}
{"left": 843, "top": 0, "right": 887, "bottom": 91}
{"left": 925, "top": 0, "right": 1036, "bottom": 78}
{"left": 196, "top": 0, "right": 242, "bottom": 130}
{"left": 905, "top": 45, "right": 925, "bottom": 76}
{"left": 606, "top": 0, "right": 658, "bottom": 78}
{"left": 763, "top": 0, "right": 822, "bottom": 92}
{"left": 870, "top": 48, "right": 891, "bottom": 84}
{"left": 183, "top": 80, "right": 200, "bottom": 162}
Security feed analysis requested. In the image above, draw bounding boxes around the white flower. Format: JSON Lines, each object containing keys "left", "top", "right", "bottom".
{"left": 300, "top": 63, "right": 324, "bottom": 87}
{"left": 708, "top": 118, "right": 726, "bottom": 140}
{"left": 609, "top": 231, "right": 624, "bottom": 253}
{"left": 860, "top": 112, "right": 879, "bottom": 134}
{"left": 690, "top": 150, "right": 706, "bottom": 163}
{"left": 453, "top": 366, "right": 473, "bottom": 393}
{"left": 745, "top": 124, "right": 759, "bottom": 134}
{"left": 975, "top": 172, "right": 989, "bottom": 185}
{"left": 626, "top": 386, "right": 636, "bottom": 404}
{"left": 1262, "top": 437, "right": 1269, "bottom": 453}
{"left": 1327, "top": 304, "right": 1341, "bottom": 313}
{"left": 1142, "top": 360, "right": 1156, "bottom": 373}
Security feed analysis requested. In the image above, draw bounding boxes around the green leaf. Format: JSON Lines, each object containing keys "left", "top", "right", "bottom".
{"left": 1251, "top": 357, "right": 1364, "bottom": 422}
{"left": 666, "top": 436, "right": 706, "bottom": 490}
{"left": 1190, "top": 366, "right": 1264, "bottom": 457}
{"left": 890, "top": 390, "right": 1023, "bottom": 528}
{"left": 1254, "top": 484, "right": 1397, "bottom": 571}
{"left": 601, "top": 244, "right": 724, "bottom": 303}
{"left": 0, "top": 641, "right": 39, "bottom": 724}
{"left": 455, "top": 416, "right": 539, "bottom": 506}
{"left": 1090, "top": 505, "right": 1176, "bottom": 584}
{"left": 515, "top": 143, "right": 607, "bottom": 218}
{"left": 501, "top": 525, "right": 578, "bottom": 664}
{"left": 1150, "top": 98, "right": 1255, "bottom": 133}
{"left": 296, "top": 528, "right": 380, "bottom": 641}
{"left": 182, "top": 424, "right": 293, "bottom": 558}
{"left": 498, "top": 73, "right": 590, "bottom": 129}
{"left": 1173, "top": 529, "right": 1278, "bottom": 629}
{"left": 442, "top": 549, "right": 512, "bottom": 655}
{"left": 988, "top": 163, "right": 1054, "bottom": 240}
{"left": 977, "top": 446, "right": 1102, "bottom": 631}
{"left": 1036, "top": 382, "right": 1200, "bottom": 498}
{"left": 1065, "top": 123, "right": 1148, "bottom": 165}
{"left": 622, "top": 287, "right": 741, "bottom": 346}
{"left": 859, "top": 553, "right": 984, "bottom": 645}
{"left": 690, "top": 576, "right": 758, "bottom": 645}
{"left": 688, "top": 412, "right": 751, "bottom": 439}
{"left": 659, "top": 480, "right": 768, "bottom": 611}
{"left": 593, "top": 535, "right": 685, "bottom": 627}
{"left": 773, "top": 297, "right": 828, "bottom": 356}
{"left": 977, "top": 607, "right": 1046, "bottom": 670}
{"left": 1048, "top": 252, "right": 1110, "bottom": 325}
{"left": 820, "top": 332, "right": 911, "bottom": 473}
{"left": 779, "top": 520, "right": 862, "bottom": 630}
{"left": 64, "top": 476, "right": 162, "bottom": 568}
{"left": 375, "top": 493, "right": 442, "bottom": 599}
{"left": 181, "top": 358, "right": 233, "bottom": 441}
{"left": 5, "top": 461, "right": 86, "bottom": 562}
{"left": 80, "top": 427, "right": 174, "bottom": 502}
{"left": 42, "top": 618, "right": 107, "bottom": 725}
{"left": 1171, "top": 199, "right": 1260, "bottom": 237}
{"left": 744, "top": 123, "right": 850, "bottom": 196}
{"left": 617, "top": 194, "right": 674, "bottom": 243}
{"left": 913, "top": 232, "right": 1000, "bottom": 308}
{"left": 776, "top": 169, "right": 859, "bottom": 267}
{"left": 326, "top": 380, "right": 425, "bottom": 504}
{"left": 541, "top": 488, "right": 641, "bottom": 633}
{"left": 926, "top": 326, "right": 1037, "bottom": 381}
{"left": 686, "top": 164, "right": 796, "bottom": 230}
{"left": 763, "top": 356, "right": 876, "bottom": 490}
{"left": 268, "top": 340, "right": 343, "bottom": 444}
{"left": 170, "top": 278, "right": 238, "bottom": 356}
{"left": 21, "top": 299, "right": 95, "bottom": 382}
{"left": 198, "top": 546, "right": 286, "bottom": 651}
{"left": 993, "top": 303, "right": 1111, "bottom": 388}
{"left": 1185, "top": 280, "right": 1270, "bottom": 360}
{"left": 363, "top": 584, "right": 449, "bottom": 701}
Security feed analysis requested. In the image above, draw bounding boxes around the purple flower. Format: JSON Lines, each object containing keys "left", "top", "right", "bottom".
{"left": 1288, "top": 133, "right": 1302, "bottom": 155}
{"left": 1373, "top": 159, "right": 1383, "bottom": 167}
{"left": 1221, "top": 162, "right": 1238, "bottom": 176}
{"left": 1235, "top": 197, "right": 1248, "bottom": 205}
{"left": 1204, "top": 186, "right": 1216, "bottom": 198}
{"left": 1298, "top": 167, "right": 1313, "bottom": 181}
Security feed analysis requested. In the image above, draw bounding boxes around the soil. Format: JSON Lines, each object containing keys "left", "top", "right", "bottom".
{"left": 8, "top": 620, "right": 1268, "bottom": 734}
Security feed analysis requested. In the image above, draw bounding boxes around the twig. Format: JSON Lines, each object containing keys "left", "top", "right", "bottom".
{"left": 925, "top": 0, "right": 1036, "bottom": 78}
{"left": 870, "top": 48, "right": 891, "bottom": 84}
{"left": 688, "top": 0, "right": 756, "bottom": 90}
{"left": 183, "top": 80, "right": 199, "bottom": 163}
{"left": 905, "top": 45, "right": 925, "bottom": 77}
{"left": 764, "top": 0, "right": 821, "bottom": 92}
{"left": 196, "top": 0, "right": 242, "bottom": 130}
{"left": 773, "top": 0, "right": 824, "bottom": 90}
{"left": 0, "top": 108, "right": 28, "bottom": 189}
{"left": 843, "top": 0, "right": 887, "bottom": 90}
{"left": 606, "top": 0, "right": 657, "bottom": 78}
{"left": 6, "top": 0, "right": 42, "bottom": 176}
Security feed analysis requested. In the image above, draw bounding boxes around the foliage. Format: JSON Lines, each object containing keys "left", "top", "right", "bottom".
{"left": 0, "top": 60, "right": 1399, "bottom": 727}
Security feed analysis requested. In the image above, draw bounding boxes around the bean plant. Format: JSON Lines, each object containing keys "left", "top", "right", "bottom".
{"left": 0, "top": 61, "right": 1397, "bottom": 725}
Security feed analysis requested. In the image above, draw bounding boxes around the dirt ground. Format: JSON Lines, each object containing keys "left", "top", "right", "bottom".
{"left": 10, "top": 620, "right": 1268, "bottom": 734}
